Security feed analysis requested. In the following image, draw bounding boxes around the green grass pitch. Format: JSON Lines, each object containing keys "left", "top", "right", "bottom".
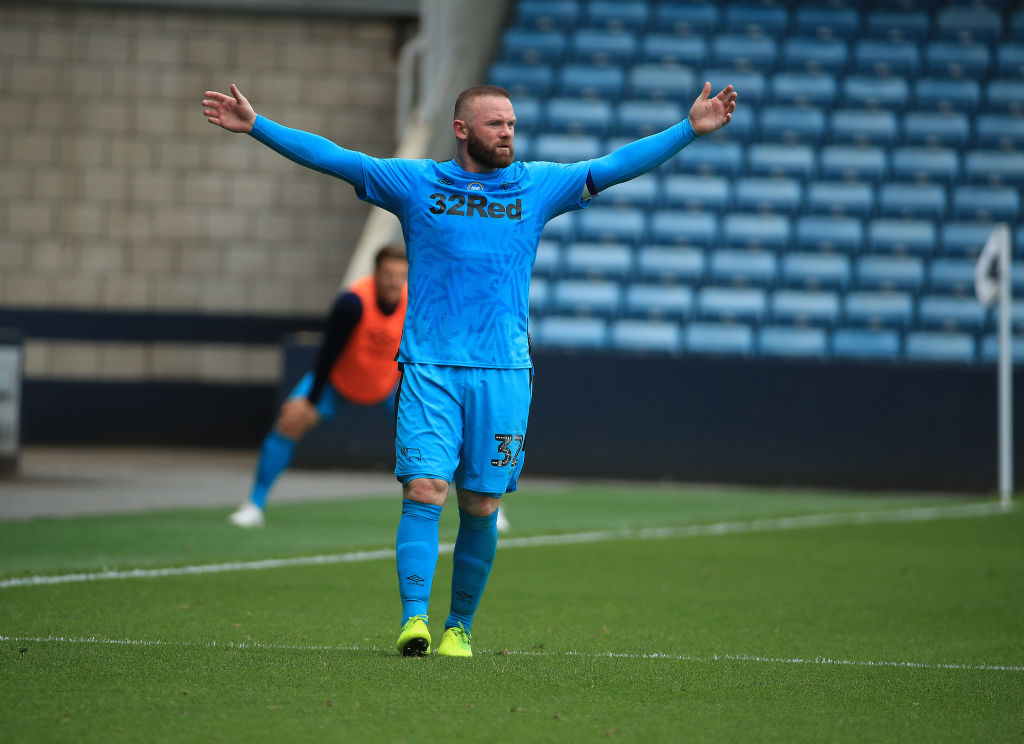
{"left": 1, "top": 483, "right": 1022, "bottom": 743}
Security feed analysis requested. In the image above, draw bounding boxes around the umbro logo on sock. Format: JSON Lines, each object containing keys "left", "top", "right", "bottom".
{"left": 406, "top": 574, "right": 425, "bottom": 587}
{"left": 455, "top": 590, "right": 473, "bottom": 603}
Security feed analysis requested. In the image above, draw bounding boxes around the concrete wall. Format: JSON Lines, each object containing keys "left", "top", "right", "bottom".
{"left": 0, "top": 1, "right": 406, "bottom": 384}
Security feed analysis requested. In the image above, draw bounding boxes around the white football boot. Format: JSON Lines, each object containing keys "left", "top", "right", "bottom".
{"left": 228, "top": 502, "right": 265, "bottom": 528}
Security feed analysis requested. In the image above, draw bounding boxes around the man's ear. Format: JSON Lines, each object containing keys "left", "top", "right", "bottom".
{"left": 453, "top": 119, "right": 469, "bottom": 141}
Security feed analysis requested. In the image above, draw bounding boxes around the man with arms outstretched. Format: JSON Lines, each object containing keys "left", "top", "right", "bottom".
{"left": 202, "top": 79, "right": 736, "bottom": 656}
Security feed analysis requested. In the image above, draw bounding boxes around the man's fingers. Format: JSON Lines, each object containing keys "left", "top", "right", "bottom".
{"left": 203, "top": 90, "right": 229, "bottom": 102}
{"left": 697, "top": 81, "right": 711, "bottom": 101}
{"left": 230, "top": 83, "right": 249, "bottom": 106}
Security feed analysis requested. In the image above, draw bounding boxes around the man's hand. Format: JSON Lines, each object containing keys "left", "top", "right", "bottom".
{"left": 201, "top": 83, "right": 256, "bottom": 133}
{"left": 688, "top": 82, "right": 737, "bottom": 136}
{"left": 276, "top": 397, "right": 320, "bottom": 439}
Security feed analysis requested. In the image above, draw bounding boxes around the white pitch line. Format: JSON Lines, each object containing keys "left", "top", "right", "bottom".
{"left": 1, "top": 634, "right": 1021, "bottom": 673}
{"left": 0, "top": 501, "right": 1009, "bottom": 590}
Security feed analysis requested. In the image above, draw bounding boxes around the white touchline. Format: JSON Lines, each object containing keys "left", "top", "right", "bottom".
{"left": 0, "top": 634, "right": 1021, "bottom": 673}
{"left": 0, "top": 501, "right": 1009, "bottom": 590}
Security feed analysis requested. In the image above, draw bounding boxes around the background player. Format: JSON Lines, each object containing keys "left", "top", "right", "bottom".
{"left": 202, "top": 80, "right": 735, "bottom": 654}
{"left": 229, "top": 245, "right": 408, "bottom": 528}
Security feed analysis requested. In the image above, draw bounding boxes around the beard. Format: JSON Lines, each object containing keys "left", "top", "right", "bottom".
{"left": 467, "top": 128, "right": 514, "bottom": 169}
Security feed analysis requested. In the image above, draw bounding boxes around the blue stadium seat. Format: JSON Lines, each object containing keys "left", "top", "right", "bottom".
{"left": 712, "top": 35, "right": 779, "bottom": 71}
{"left": 964, "top": 151, "right": 1024, "bottom": 187}
{"left": 697, "top": 287, "right": 768, "bottom": 323}
{"left": 616, "top": 100, "right": 685, "bottom": 137}
{"left": 952, "top": 186, "right": 1021, "bottom": 222}
{"left": 866, "top": 219, "right": 937, "bottom": 255}
{"left": 795, "top": 216, "right": 864, "bottom": 253}
{"left": 905, "top": 331, "right": 976, "bottom": 363}
{"left": 533, "top": 240, "right": 562, "bottom": 278}
{"left": 980, "top": 335, "right": 1024, "bottom": 363}
{"left": 489, "top": 64, "right": 554, "bottom": 98}
{"left": 552, "top": 280, "right": 622, "bottom": 317}
{"left": 925, "top": 41, "right": 991, "bottom": 78}
{"left": 673, "top": 141, "right": 743, "bottom": 177}
{"left": 533, "top": 134, "right": 603, "bottom": 163}
{"left": 577, "top": 208, "right": 646, "bottom": 245}
{"left": 928, "top": 258, "right": 976, "bottom": 294}
{"left": 699, "top": 70, "right": 767, "bottom": 106}
{"left": 563, "top": 242, "right": 633, "bottom": 281}
{"left": 935, "top": 7, "right": 1002, "bottom": 44}
{"left": 902, "top": 112, "right": 970, "bottom": 147}
{"left": 890, "top": 147, "right": 959, "bottom": 184}
{"left": 733, "top": 178, "right": 802, "bottom": 214}
{"left": 569, "top": 29, "right": 638, "bottom": 66}
{"left": 662, "top": 175, "right": 731, "bottom": 212}
{"left": 709, "top": 249, "right": 778, "bottom": 286}
{"left": 830, "top": 109, "right": 898, "bottom": 146}
{"left": 584, "top": 0, "right": 650, "bottom": 33}
{"left": 541, "top": 211, "right": 576, "bottom": 243}
{"left": 780, "top": 252, "right": 852, "bottom": 290}
{"left": 918, "top": 296, "right": 987, "bottom": 332}
{"left": 655, "top": 4, "right": 719, "bottom": 35}
{"left": 795, "top": 7, "right": 860, "bottom": 40}
{"left": 627, "top": 65, "right": 697, "bottom": 102}
{"left": 545, "top": 98, "right": 614, "bottom": 136}
{"left": 759, "top": 106, "right": 826, "bottom": 145}
{"left": 940, "top": 222, "right": 998, "bottom": 258}
{"left": 499, "top": 30, "right": 567, "bottom": 66}
{"left": 636, "top": 247, "right": 705, "bottom": 283}
{"left": 529, "top": 277, "right": 550, "bottom": 313}
{"left": 975, "top": 115, "right": 1024, "bottom": 149}
{"left": 758, "top": 326, "right": 828, "bottom": 358}
{"left": 747, "top": 143, "right": 815, "bottom": 179}
{"left": 832, "top": 328, "right": 901, "bottom": 360}
{"left": 535, "top": 316, "right": 608, "bottom": 350}
{"left": 879, "top": 183, "right": 947, "bottom": 220}
{"left": 510, "top": 98, "right": 542, "bottom": 135}
{"left": 853, "top": 41, "right": 920, "bottom": 77}
{"left": 805, "top": 181, "right": 875, "bottom": 217}
{"left": 996, "top": 44, "right": 1024, "bottom": 78}
{"left": 600, "top": 173, "right": 659, "bottom": 210}
{"left": 1015, "top": 9, "right": 1024, "bottom": 41}
{"left": 819, "top": 145, "right": 888, "bottom": 182}
{"left": 771, "top": 72, "right": 838, "bottom": 107}
{"left": 842, "top": 76, "right": 910, "bottom": 110}
{"left": 844, "top": 291, "right": 915, "bottom": 328}
{"left": 865, "top": 10, "right": 930, "bottom": 42}
{"left": 611, "top": 319, "right": 682, "bottom": 354}
{"left": 856, "top": 255, "right": 925, "bottom": 291}
{"left": 707, "top": 104, "right": 755, "bottom": 142}
{"left": 987, "top": 79, "right": 1024, "bottom": 116}
{"left": 557, "top": 65, "right": 626, "bottom": 99}
{"left": 640, "top": 35, "right": 707, "bottom": 67}
{"left": 913, "top": 78, "right": 981, "bottom": 113}
{"left": 684, "top": 322, "right": 755, "bottom": 356}
{"left": 781, "top": 37, "right": 848, "bottom": 74}
{"left": 723, "top": 213, "right": 792, "bottom": 250}
{"left": 648, "top": 211, "right": 719, "bottom": 248}
{"left": 514, "top": 1, "right": 580, "bottom": 32}
{"left": 725, "top": 4, "right": 790, "bottom": 37}
{"left": 624, "top": 284, "right": 694, "bottom": 320}
{"left": 770, "top": 289, "right": 841, "bottom": 326}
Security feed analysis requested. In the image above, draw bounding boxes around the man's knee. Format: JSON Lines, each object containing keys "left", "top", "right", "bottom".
{"left": 457, "top": 490, "right": 501, "bottom": 517}
{"left": 404, "top": 478, "right": 449, "bottom": 505}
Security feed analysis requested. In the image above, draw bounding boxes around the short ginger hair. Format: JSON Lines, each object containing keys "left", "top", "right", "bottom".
{"left": 454, "top": 85, "right": 511, "bottom": 122}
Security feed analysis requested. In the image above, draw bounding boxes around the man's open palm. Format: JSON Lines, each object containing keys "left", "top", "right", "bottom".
{"left": 688, "top": 82, "right": 737, "bottom": 136}
{"left": 202, "top": 84, "right": 256, "bottom": 133}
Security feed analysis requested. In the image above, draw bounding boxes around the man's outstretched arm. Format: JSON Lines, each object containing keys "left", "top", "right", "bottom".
{"left": 585, "top": 82, "right": 737, "bottom": 197}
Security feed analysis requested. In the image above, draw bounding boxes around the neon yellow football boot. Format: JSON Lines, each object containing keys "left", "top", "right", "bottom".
{"left": 436, "top": 622, "right": 472, "bottom": 657}
{"left": 396, "top": 615, "right": 431, "bottom": 656}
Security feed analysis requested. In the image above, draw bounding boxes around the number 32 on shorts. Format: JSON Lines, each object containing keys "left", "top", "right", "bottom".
{"left": 491, "top": 434, "right": 524, "bottom": 467}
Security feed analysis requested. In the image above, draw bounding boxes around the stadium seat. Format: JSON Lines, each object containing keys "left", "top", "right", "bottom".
{"left": 758, "top": 106, "right": 826, "bottom": 145}
{"left": 758, "top": 325, "right": 828, "bottom": 358}
{"left": 830, "top": 109, "right": 898, "bottom": 146}
{"left": 925, "top": 41, "right": 991, "bottom": 78}
{"left": 610, "top": 318, "right": 682, "bottom": 354}
{"left": 864, "top": 10, "right": 930, "bottom": 42}
{"left": 996, "top": 43, "right": 1024, "bottom": 78}
{"left": 701, "top": 70, "right": 767, "bottom": 105}
{"left": 927, "top": 258, "right": 975, "bottom": 294}
{"left": 623, "top": 284, "right": 694, "bottom": 320}
{"left": 904, "top": 331, "right": 976, "bottom": 363}
{"left": 844, "top": 291, "right": 915, "bottom": 329}
{"left": 935, "top": 7, "right": 1002, "bottom": 44}
{"left": 879, "top": 183, "right": 947, "bottom": 220}
{"left": 556, "top": 65, "right": 626, "bottom": 100}
{"left": 584, "top": 0, "right": 650, "bottom": 33}
{"left": 902, "top": 112, "right": 970, "bottom": 147}
{"left": 890, "top": 147, "right": 959, "bottom": 184}
{"left": 654, "top": 4, "right": 719, "bottom": 36}
{"left": 805, "top": 181, "right": 875, "bottom": 217}
{"left": 639, "top": 35, "right": 707, "bottom": 67}
{"left": 697, "top": 287, "right": 768, "bottom": 323}
{"left": 856, "top": 255, "right": 925, "bottom": 292}
{"left": 832, "top": 328, "right": 901, "bottom": 360}
{"left": 551, "top": 280, "right": 622, "bottom": 317}
{"left": 627, "top": 65, "right": 696, "bottom": 102}
{"left": 780, "top": 252, "right": 852, "bottom": 290}
{"left": 725, "top": 4, "right": 790, "bottom": 37}
{"left": 709, "top": 249, "right": 778, "bottom": 286}
{"left": 735, "top": 178, "right": 802, "bottom": 215}
{"left": 770, "top": 289, "right": 841, "bottom": 326}
{"left": 712, "top": 35, "right": 779, "bottom": 71}
{"left": 842, "top": 76, "right": 910, "bottom": 110}
{"left": 913, "top": 78, "right": 981, "bottom": 113}
{"left": 662, "top": 175, "right": 731, "bottom": 212}
{"left": 535, "top": 316, "right": 608, "bottom": 350}
{"left": 509, "top": 98, "right": 542, "bottom": 134}
{"left": 489, "top": 64, "right": 554, "bottom": 98}
{"left": 533, "top": 240, "right": 562, "bottom": 278}
{"left": 952, "top": 186, "right": 1021, "bottom": 222}
{"left": 918, "top": 295, "right": 987, "bottom": 332}
{"left": 853, "top": 41, "right": 920, "bottom": 77}
{"left": 569, "top": 29, "right": 638, "bottom": 67}
{"left": 781, "top": 37, "right": 848, "bottom": 74}
{"left": 866, "top": 219, "right": 937, "bottom": 255}
{"left": 795, "top": 7, "right": 860, "bottom": 40}
{"left": 514, "top": 1, "right": 580, "bottom": 32}
{"left": 706, "top": 102, "right": 755, "bottom": 143}
{"left": 819, "top": 145, "right": 888, "bottom": 182}
{"left": 980, "top": 335, "right": 1024, "bottom": 363}
{"left": 940, "top": 222, "right": 998, "bottom": 258}
{"left": 600, "top": 173, "right": 659, "bottom": 210}
{"left": 747, "top": 144, "right": 815, "bottom": 179}
{"left": 546, "top": 98, "right": 615, "bottom": 136}
{"left": 541, "top": 211, "right": 576, "bottom": 243}
{"left": 533, "top": 134, "right": 603, "bottom": 163}
{"left": 673, "top": 141, "right": 743, "bottom": 177}
{"left": 563, "top": 242, "right": 633, "bottom": 281}
{"left": 964, "top": 151, "right": 1024, "bottom": 187}
{"left": 987, "top": 79, "right": 1024, "bottom": 116}
{"left": 529, "top": 277, "right": 550, "bottom": 313}
{"left": 577, "top": 208, "right": 646, "bottom": 245}
{"left": 499, "top": 30, "right": 567, "bottom": 66}
{"left": 648, "top": 211, "right": 719, "bottom": 248}
{"left": 684, "top": 322, "right": 755, "bottom": 356}
{"left": 616, "top": 100, "right": 685, "bottom": 137}
{"left": 636, "top": 247, "right": 706, "bottom": 284}
{"left": 975, "top": 115, "right": 1024, "bottom": 150}
{"left": 795, "top": 216, "right": 864, "bottom": 253}
{"left": 723, "top": 213, "right": 792, "bottom": 250}
{"left": 1015, "top": 9, "right": 1024, "bottom": 41}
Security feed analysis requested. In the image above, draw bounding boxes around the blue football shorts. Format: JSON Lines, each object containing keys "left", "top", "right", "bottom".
{"left": 394, "top": 363, "right": 533, "bottom": 495}
{"left": 287, "top": 372, "right": 397, "bottom": 421}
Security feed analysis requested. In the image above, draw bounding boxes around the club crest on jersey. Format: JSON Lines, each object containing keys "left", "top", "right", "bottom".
{"left": 467, "top": 182, "right": 484, "bottom": 192}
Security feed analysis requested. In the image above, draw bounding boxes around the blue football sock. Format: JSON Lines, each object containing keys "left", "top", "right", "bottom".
{"left": 396, "top": 499, "right": 443, "bottom": 624}
{"left": 249, "top": 430, "right": 295, "bottom": 510}
{"left": 446, "top": 508, "right": 499, "bottom": 633}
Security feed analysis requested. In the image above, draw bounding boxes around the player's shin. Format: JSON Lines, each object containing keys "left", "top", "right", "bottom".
{"left": 445, "top": 508, "right": 499, "bottom": 632}
{"left": 395, "top": 499, "right": 442, "bottom": 622}
{"left": 250, "top": 430, "right": 296, "bottom": 509}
